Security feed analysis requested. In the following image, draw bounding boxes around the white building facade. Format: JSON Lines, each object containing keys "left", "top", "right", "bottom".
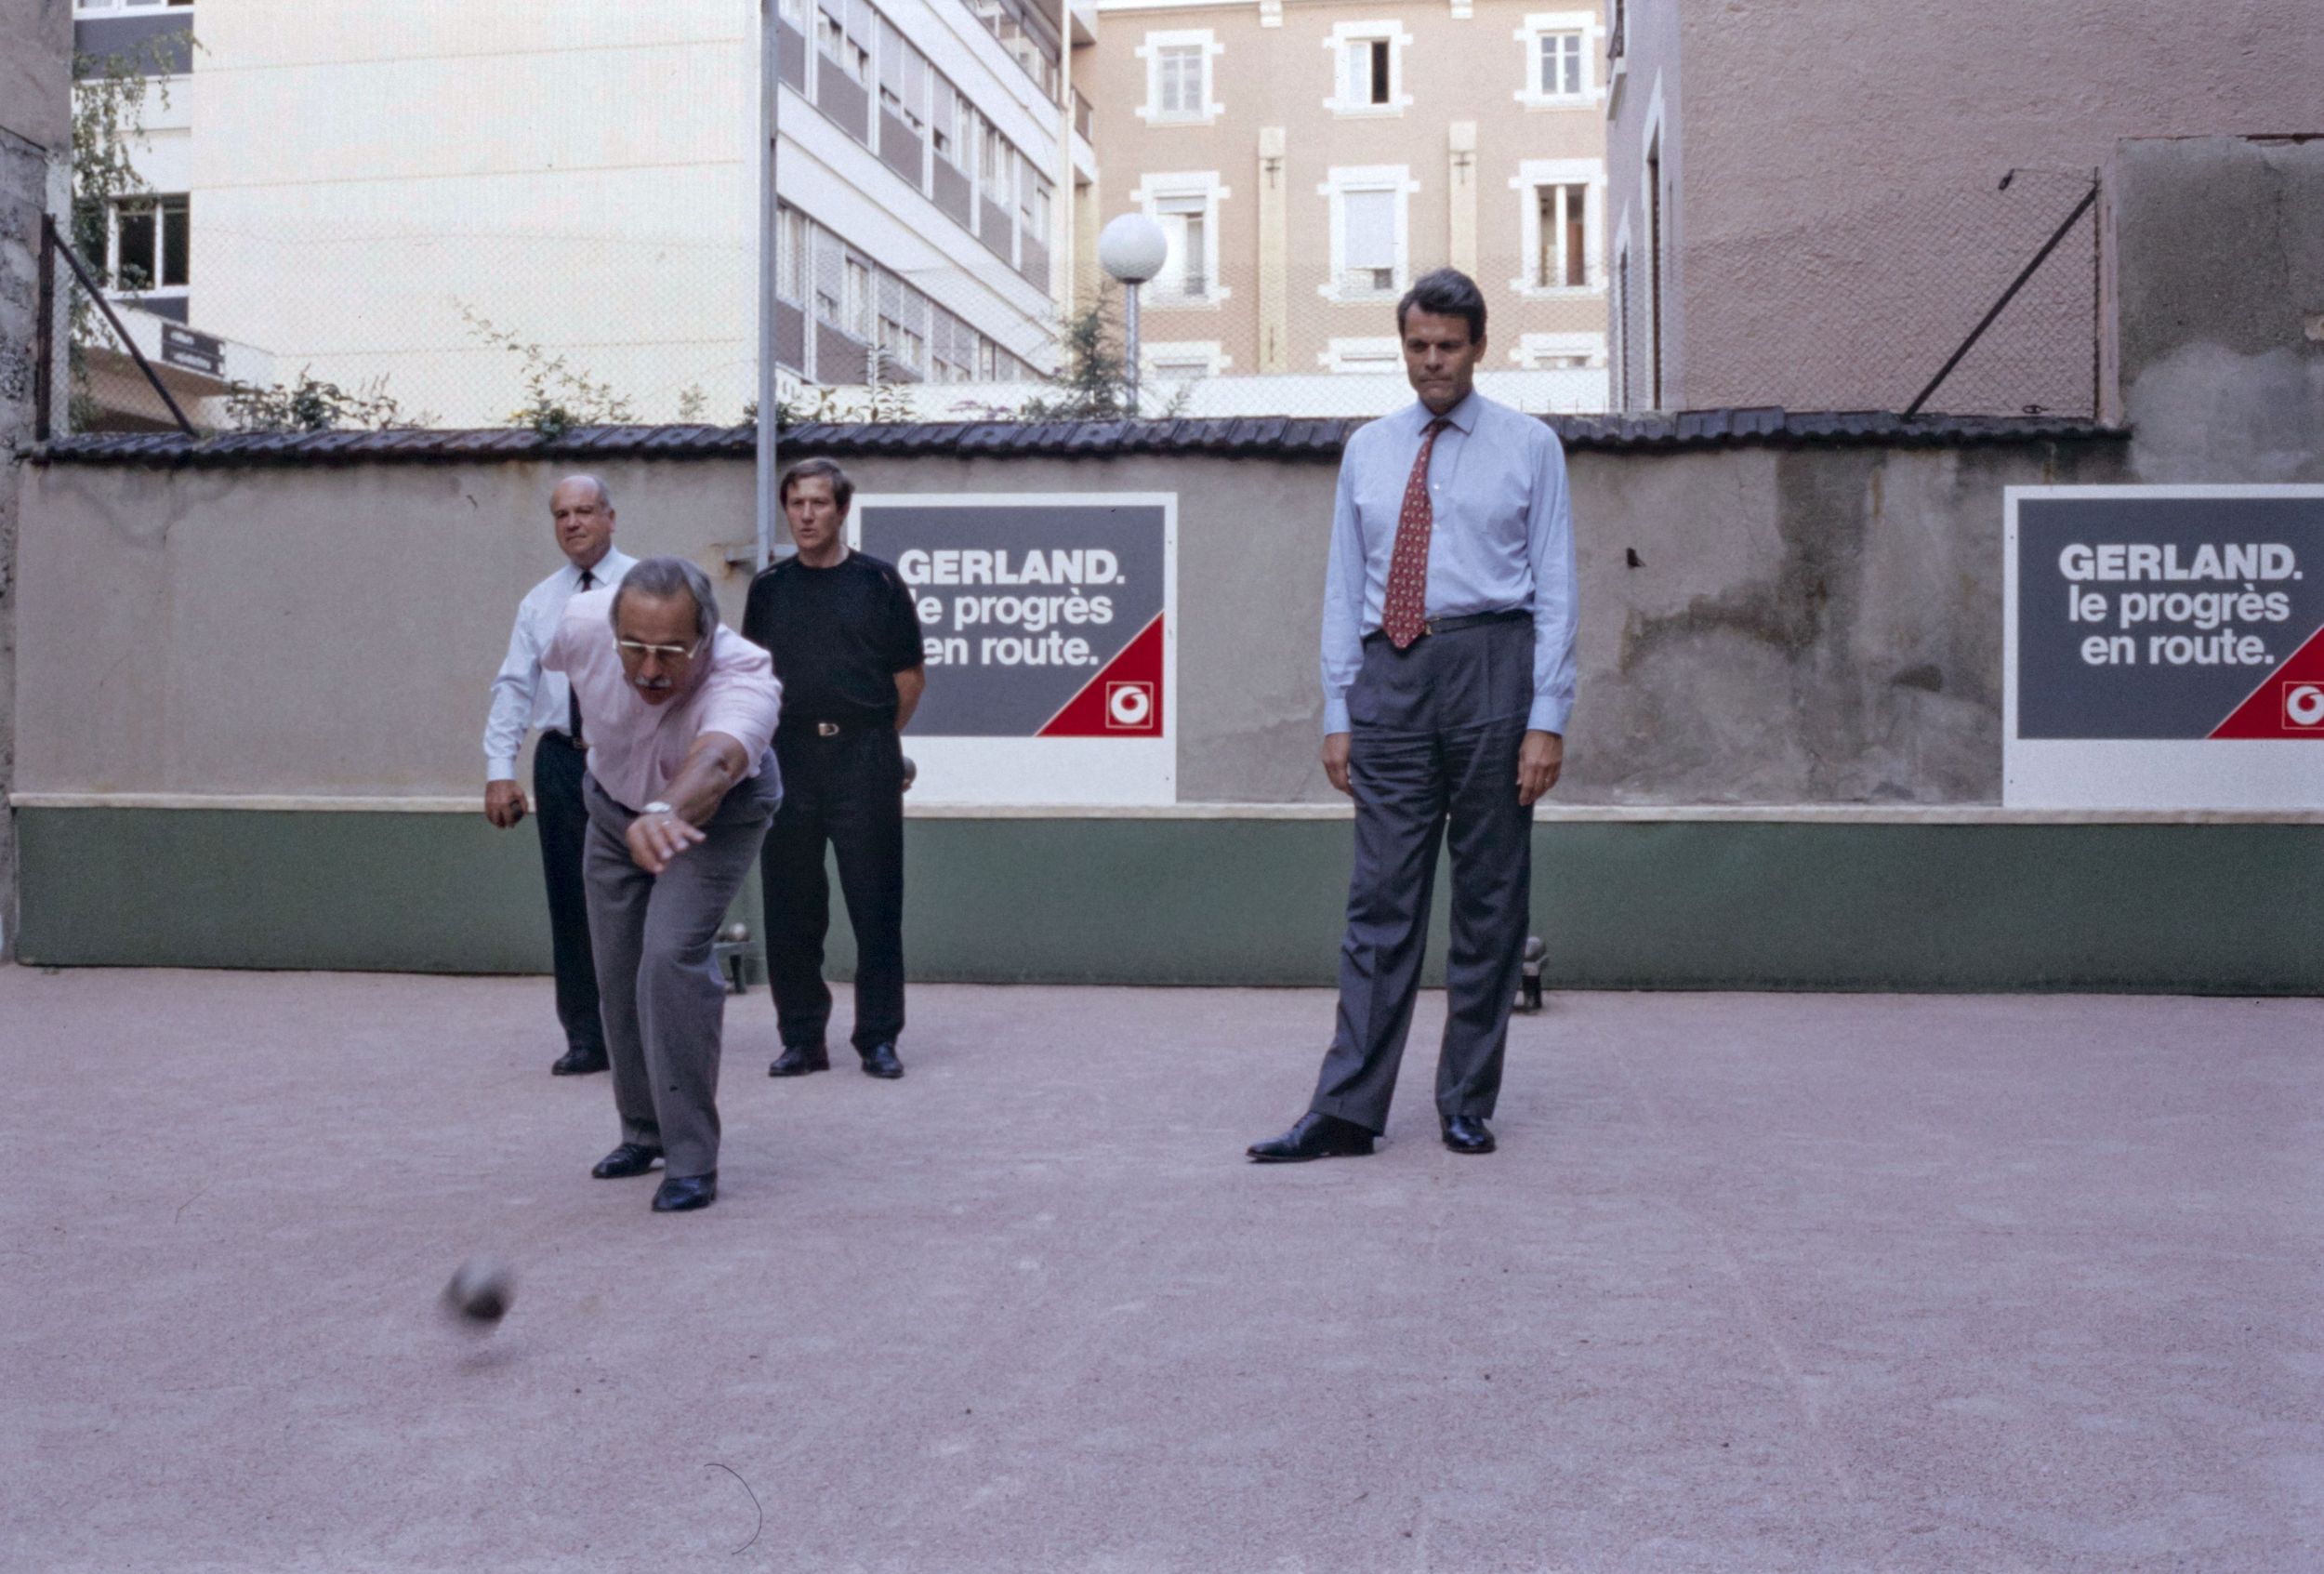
{"left": 73, "top": 0, "right": 1090, "bottom": 427}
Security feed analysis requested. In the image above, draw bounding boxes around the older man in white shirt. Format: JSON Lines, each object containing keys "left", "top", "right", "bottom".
{"left": 544, "top": 555, "right": 785, "bottom": 1213}
{"left": 483, "top": 474, "right": 637, "bottom": 1077}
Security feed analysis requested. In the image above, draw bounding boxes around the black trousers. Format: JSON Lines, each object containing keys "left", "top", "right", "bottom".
{"left": 1309, "top": 617, "right": 1535, "bottom": 1134}
{"left": 759, "top": 723, "right": 907, "bottom": 1052}
{"left": 533, "top": 730, "right": 605, "bottom": 1055}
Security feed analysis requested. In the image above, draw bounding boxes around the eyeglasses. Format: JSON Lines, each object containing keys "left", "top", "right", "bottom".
{"left": 615, "top": 638, "right": 702, "bottom": 661}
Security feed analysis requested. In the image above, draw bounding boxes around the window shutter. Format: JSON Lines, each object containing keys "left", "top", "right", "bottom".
{"left": 1342, "top": 190, "right": 1395, "bottom": 272}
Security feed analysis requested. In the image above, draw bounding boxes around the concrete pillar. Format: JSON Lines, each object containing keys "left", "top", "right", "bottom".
{"left": 0, "top": 0, "right": 75, "bottom": 960}
{"left": 1258, "top": 126, "right": 1288, "bottom": 374}
{"left": 1448, "top": 121, "right": 1478, "bottom": 279}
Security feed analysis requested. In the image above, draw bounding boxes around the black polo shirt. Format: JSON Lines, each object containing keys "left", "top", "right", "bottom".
{"left": 741, "top": 550, "right": 925, "bottom": 727}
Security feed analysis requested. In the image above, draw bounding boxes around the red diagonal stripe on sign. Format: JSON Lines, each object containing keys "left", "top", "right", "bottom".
{"left": 1037, "top": 615, "right": 1166, "bottom": 737}
{"left": 2209, "top": 621, "right": 2324, "bottom": 738}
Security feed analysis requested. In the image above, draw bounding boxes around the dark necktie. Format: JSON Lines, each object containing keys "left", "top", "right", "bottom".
{"left": 568, "top": 569, "right": 595, "bottom": 744}
{"left": 1380, "top": 418, "right": 1448, "bottom": 649}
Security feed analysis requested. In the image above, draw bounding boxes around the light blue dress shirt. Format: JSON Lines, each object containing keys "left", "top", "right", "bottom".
{"left": 1319, "top": 391, "right": 1578, "bottom": 735}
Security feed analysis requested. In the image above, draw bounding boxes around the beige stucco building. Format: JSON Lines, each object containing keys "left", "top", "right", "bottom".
{"left": 1083, "top": 0, "right": 1609, "bottom": 409}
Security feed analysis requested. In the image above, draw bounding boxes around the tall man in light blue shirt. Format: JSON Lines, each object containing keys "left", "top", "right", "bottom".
{"left": 1250, "top": 269, "right": 1578, "bottom": 1162}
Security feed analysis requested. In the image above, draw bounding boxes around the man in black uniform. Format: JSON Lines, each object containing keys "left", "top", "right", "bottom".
{"left": 743, "top": 458, "right": 927, "bottom": 1080}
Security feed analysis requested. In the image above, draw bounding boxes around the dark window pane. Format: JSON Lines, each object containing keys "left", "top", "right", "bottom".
{"left": 161, "top": 195, "right": 190, "bottom": 286}
{"left": 116, "top": 203, "right": 156, "bottom": 289}
{"left": 1369, "top": 41, "right": 1390, "bottom": 103}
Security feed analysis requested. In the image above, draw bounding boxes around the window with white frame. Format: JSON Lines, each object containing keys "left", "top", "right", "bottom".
{"left": 74, "top": 0, "right": 191, "bottom": 13}
{"left": 1140, "top": 30, "right": 1221, "bottom": 125}
{"left": 1511, "top": 159, "right": 1603, "bottom": 294}
{"left": 1143, "top": 341, "right": 1229, "bottom": 379}
{"left": 931, "top": 77, "right": 959, "bottom": 166}
{"left": 1154, "top": 194, "right": 1210, "bottom": 300}
{"left": 776, "top": 208, "right": 806, "bottom": 301}
{"left": 1319, "top": 165, "right": 1413, "bottom": 301}
{"left": 1515, "top": 11, "right": 1600, "bottom": 108}
{"left": 1512, "top": 332, "right": 1606, "bottom": 369}
{"left": 1319, "top": 337, "right": 1403, "bottom": 375}
{"left": 843, "top": 258, "right": 871, "bottom": 338}
{"left": 1324, "top": 22, "right": 1410, "bottom": 116}
{"left": 1137, "top": 172, "right": 1230, "bottom": 305}
{"left": 78, "top": 193, "right": 189, "bottom": 293}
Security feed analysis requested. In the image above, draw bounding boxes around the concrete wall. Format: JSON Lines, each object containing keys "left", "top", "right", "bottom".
{"left": 15, "top": 430, "right": 2128, "bottom": 811}
{"left": 2111, "top": 136, "right": 2324, "bottom": 484}
{"left": 1609, "top": 0, "right": 2322, "bottom": 413}
{"left": 1, "top": 0, "right": 73, "bottom": 959}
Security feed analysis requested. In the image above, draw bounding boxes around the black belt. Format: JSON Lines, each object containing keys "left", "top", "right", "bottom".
{"left": 779, "top": 718, "right": 889, "bottom": 738}
{"left": 1364, "top": 607, "right": 1528, "bottom": 644}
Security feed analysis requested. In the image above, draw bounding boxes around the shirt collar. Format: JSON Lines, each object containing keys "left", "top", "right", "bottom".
{"left": 568, "top": 548, "right": 631, "bottom": 589}
{"left": 1409, "top": 390, "right": 1482, "bottom": 436}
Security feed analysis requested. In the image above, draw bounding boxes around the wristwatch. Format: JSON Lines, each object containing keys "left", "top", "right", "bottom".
{"left": 641, "top": 800, "right": 675, "bottom": 818}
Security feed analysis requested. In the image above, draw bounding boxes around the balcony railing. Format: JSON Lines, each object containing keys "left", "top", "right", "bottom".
{"left": 1074, "top": 87, "right": 1092, "bottom": 140}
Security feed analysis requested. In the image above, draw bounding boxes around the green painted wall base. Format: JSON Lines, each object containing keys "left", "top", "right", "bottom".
{"left": 14, "top": 810, "right": 2321, "bottom": 993}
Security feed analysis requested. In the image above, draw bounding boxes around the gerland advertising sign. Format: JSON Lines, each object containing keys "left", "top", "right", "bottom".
{"left": 2004, "top": 485, "right": 2324, "bottom": 809}
{"left": 852, "top": 494, "right": 1176, "bottom": 805}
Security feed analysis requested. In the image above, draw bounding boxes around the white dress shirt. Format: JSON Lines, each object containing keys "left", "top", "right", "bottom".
{"left": 483, "top": 549, "right": 637, "bottom": 780}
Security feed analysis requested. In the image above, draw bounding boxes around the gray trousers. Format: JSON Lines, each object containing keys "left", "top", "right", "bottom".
{"left": 1311, "top": 616, "right": 1535, "bottom": 1134}
{"left": 582, "top": 757, "right": 781, "bottom": 1179}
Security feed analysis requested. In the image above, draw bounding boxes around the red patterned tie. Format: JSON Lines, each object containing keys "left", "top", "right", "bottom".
{"left": 1380, "top": 418, "right": 1447, "bottom": 650}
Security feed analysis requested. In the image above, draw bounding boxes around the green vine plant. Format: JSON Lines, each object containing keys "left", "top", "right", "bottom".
{"left": 224, "top": 366, "right": 426, "bottom": 433}
{"left": 455, "top": 300, "right": 637, "bottom": 440}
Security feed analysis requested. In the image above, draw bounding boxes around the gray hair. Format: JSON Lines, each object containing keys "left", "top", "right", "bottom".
{"left": 552, "top": 473, "right": 614, "bottom": 510}
{"left": 610, "top": 555, "right": 720, "bottom": 642}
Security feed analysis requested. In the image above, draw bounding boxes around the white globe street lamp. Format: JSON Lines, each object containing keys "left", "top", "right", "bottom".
{"left": 1098, "top": 213, "right": 1169, "bottom": 417}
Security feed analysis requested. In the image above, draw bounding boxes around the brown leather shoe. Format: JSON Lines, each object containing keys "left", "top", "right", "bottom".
{"left": 1247, "top": 1112, "right": 1376, "bottom": 1162}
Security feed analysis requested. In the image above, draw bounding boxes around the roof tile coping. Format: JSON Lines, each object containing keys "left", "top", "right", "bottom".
{"left": 35, "top": 409, "right": 2127, "bottom": 467}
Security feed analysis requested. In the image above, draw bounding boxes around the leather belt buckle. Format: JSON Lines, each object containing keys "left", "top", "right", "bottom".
{"left": 815, "top": 721, "right": 840, "bottom": 737}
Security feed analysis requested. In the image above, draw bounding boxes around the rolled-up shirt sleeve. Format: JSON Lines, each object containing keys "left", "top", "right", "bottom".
{"left": 1318, "top": 453, "right": 1367, "bottom": 735}
{"left": 1525, "top": 431, "right": 1578, "bottom": 735}
{"left": 698, "top": 628, "right": 786, "bottom": 768}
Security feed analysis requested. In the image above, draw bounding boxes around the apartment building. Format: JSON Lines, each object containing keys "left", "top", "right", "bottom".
{"left": 1602, "top": 0, "right": 2320, "bottom": 416}
{"left": 70, "top": 0, "right": 1088, "bottom": 428}
{"left": 1083, "top": 0, "right": 1610, "bottom": 413}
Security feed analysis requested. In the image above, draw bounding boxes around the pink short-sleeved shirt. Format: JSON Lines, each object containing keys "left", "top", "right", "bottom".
{"left": 542, "top": 588, "right": 784, "bottom": 811}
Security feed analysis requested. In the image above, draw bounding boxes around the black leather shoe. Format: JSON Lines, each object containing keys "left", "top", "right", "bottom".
{"left": 652, "top": 1172, "right": 717, "bottom": 1212}
{"left": 551, "top": 1045, "right": 609, "bottom": 1076}
{"left": 1247, "top": 1111, "right": 1376, "bottom": 1162}
{"left": 858, "top": 1042, "right": 904, "bottom": 1079}
{"left": 769, "top": 1042, "right": 830, "bottom": 1077}
{"left": 590, "top": 1142, "right": 664, "bottom": 1179}
{"left": 1442, "top": 1115, "right": 1497, "bottom": 1154}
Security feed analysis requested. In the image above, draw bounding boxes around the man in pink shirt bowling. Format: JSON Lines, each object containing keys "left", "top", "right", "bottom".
{"left": 543, "top": 556, "right": 784, "bottom": 1212}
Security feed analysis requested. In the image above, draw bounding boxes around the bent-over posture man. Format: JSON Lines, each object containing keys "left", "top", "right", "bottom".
{"left": 544, "top": 557, "right": 784, "bottom": 1212}
{"left": 482, "top": 475, "right": 636, "bottom": 1075}
{"left": 1249, "top": 268, "right": 1578, "bottom": 1162}
{"left": 744, "top": 458, "right": 926, "bottom": 1080}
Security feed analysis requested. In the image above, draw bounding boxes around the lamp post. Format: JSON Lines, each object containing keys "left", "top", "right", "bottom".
{"left": 756, "top": 0, "right": 782, "bottom": 569}
{"left": 1097, "top": 213, "right": 1168, "bottom": 417}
